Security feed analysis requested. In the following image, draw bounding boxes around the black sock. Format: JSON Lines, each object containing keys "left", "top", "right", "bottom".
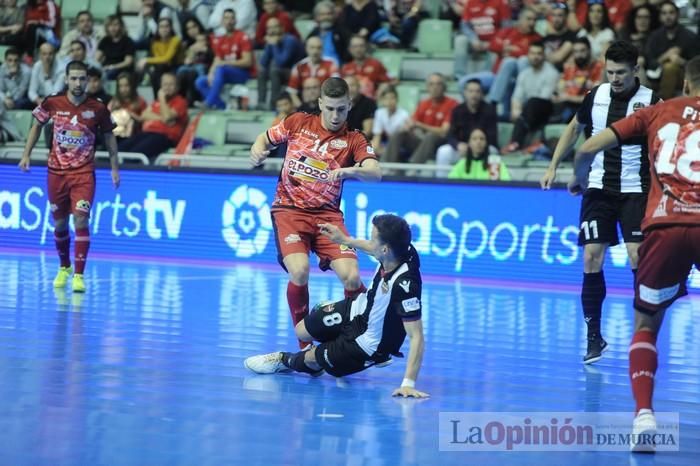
{"left": 282, "top": 351, "right": 318, "bottom": 374}
{"left": 582, "top": 271, "right": 606, "bottom": 338}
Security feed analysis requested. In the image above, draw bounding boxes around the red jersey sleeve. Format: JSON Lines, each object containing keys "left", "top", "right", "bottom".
{"left": 611, "top": 106, "right": 655, "bottom": 142}
{"left": 239, "top": 32, "right": 253, "bottom": 53}
{"left": 97, "top": 104, "right": 116, "bottom": 133}
{"left": 32, "top": 97, "right": 53, "bottom": 124}
{"left": 267, "top": 113, "right": 300, "bottom": 145}
{"left": 350, "top": 132, "right": 377, "bottom": 165}
{"left": 288, "top": 66, "right": 301, "bottom": 92}
{"left": 412, "top": 100, "right": 426, "bottom": 122}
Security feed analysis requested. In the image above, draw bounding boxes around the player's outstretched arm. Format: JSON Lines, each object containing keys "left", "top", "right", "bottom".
{"left": 18, "top": 122, "right": 44, "bottom": 172}
{"left": 328, "top": 158, "right": 382, "bottom": 183}
{"left": 569, "top": 128, "right": 618, "bottom": 195}
{"left": 318, "top": 223, "right": 375, "bottom": 256}
{"left": 393, "top": 319, "right": 429, "bottom": 398}
{"left": 541, "top": 116, "right": 583, "bottom": 190}
{"left": 103, "top": 133, "right": 121, "bottom": 189}
{"left": 250, "top": 132, "right": 272, "bottom": 167}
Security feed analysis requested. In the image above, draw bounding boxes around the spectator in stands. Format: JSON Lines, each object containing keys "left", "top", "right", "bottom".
{"left": 341, "top": 35, "right": 393, "bottom": 98}
{"left": 453, "top": 0, "right": 511, "bottom": 79}
{"left": 605, "top": 0, "right": 634, "bottom": 32}
{"left": 440, "top": 0, "right": 466, "bottom": 29}
{"left": 58, "top": 11, "right": 103, "bottom": 62}
{"left": 97, "top": 15, "right": 137, "bottom": 81}
{"left": 177, "top": 19, "right": 212, "bottom": 105}
{"left": 619, "top": 3, "right": 658, "bottom": 66}
{"left": 255, "top": 0, "right": 299, "bottom": 48}
{"left": 287, "top": 36, "right": 339, "bottom": 107}
{"left": 342, "top": 0, "right": 382, "bottom": 40}
{"left": 137, "top": 17, "right": 183, "bottom": 97}
{"left": 308, "top": 1, "right": 351, "bottom": 64}
{"left": 174, "top": 0, "right": 210, "bottom": 36}
{"left": 23, "top": 0, "right": 60, "bottom": 55}
{"left": 108, "top": 72, "right": 148, "bottom": 141}
{"left": 576, "top": 1, "right": 615, "bottom": 60}
{"left": 461, "top": 7, "right": 540, "bottom": 118}
{"left": 371, "top": 85, "right": 409, "bottom": 159}
{"left": 383, "top": 73, "right": 458, "bottom": 170}
{"left": 542, "top": 2, "right": 578, "bottom": 70}
{"left": 133, "top": 0, "right": 180, "bottom": 50}
{"left": 209, "top": 0, "right": 257, "bottom": 38}
{"left": 0, "top": 47, "right": 31, "bottom": 110}
{"left": 258, "top": 17, "right": 304, "bottom": 110}
{"left": 503, "top": 41, "right": 559, "bottom": 153}
{"left": 271, "top": 92, "right": 294, "bottom": 125}
{"left": 118, "top": 72, "right": 188, "bottom": 162}
{"left": 646, "top": 0, "right": 700, "bottom": 99}
{"left": 448, "top": 127, "right": 511, "bottom": 180}
{"left": 27, "top": 42, "right": 62, "bottom": 106}
{"left": 345, "top": 75, "right": 376, "bottom": 136}
{"left": 63, "top": 40, "right": 101, "bottom": 72}
{"left": 195, "top": 9, "right": 254, "bottom": 110}
{"left": 0, "top": 0, "right": 24, "bottom": 52}
{"left": 86, "top": 67, "right": 111, "bottom": 105}
{"left": 383, "top": 0, "right": 427, "bottom": 49}
{"left": 435, "top": 78, "right": 498, "bottom": 177}
{"left": 553, "top": 36, "right": 602, "bottom": 122}
{"left": 0, "top": 94, "right": 21, "bottom": 142}
{"left": 297, "top": 76, "right": 321, "bottom": 113}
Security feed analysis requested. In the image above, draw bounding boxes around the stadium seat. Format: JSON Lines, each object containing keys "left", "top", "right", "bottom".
{"left": 415, "top": 20, "right": 452, "bottom": 54}
{"left": 497, "top": 122, "right": 514, "bottom": 149}
{"left": 0, "top": 45, "right": 10, "bottom": 60}
{"left": 226, "top": 117, "right": 273, "bottom": 145}
{"left": 294, "top": 19, "right": 316, "bottom": 40}
{"left": 395, "top": 83, "right": 421, "bottom": 114}
{"left": 372, "top": 50, "right": 403, "bottom": 80}
{"left": 91, "top": 0, "right": 119, "bottom": 21}
{"left": 9, "top": 110, "right": 34, "bottom": 138}
{"left": 196, "top": 112, "right": 228, "bottom": 146}
{"left": 60, "top": 0, "right": 90, "bottom": 20}
{"left": 400, "top": 55, "right": 454, "bottom": 81}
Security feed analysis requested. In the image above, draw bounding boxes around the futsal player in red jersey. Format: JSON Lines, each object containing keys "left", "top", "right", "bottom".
{"left": 570, "top": 56, "right": 700, "bottom": 453}
{"left": 18, "top": 60, "right": 120, "bottom": 293}
{"left": 250, "top": 77, "right": 382, "bottom": 349}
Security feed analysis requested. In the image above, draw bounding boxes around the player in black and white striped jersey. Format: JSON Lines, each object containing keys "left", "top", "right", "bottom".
{"left": 540, "top": 41, "right": 661, "bottom": 364}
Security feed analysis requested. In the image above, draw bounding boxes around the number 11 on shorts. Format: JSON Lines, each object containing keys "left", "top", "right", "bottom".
{"left": 581, "top": 220, "right": 599, "bottom": 241}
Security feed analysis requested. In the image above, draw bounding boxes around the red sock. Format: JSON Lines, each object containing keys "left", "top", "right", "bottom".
{"left": 287, "top": 282, "right": 309, "bottom": 349}
{"left": 74, "top": 228, "right": 90, "bottom": 274}
{"left": 54, "top": 230, "right": 71, "bottom": 268}
{"left": 629, "top": 330, "right": 658, "bottom": 414}
{"left": 344, "top": 283, "right": 366, "bottom": 299}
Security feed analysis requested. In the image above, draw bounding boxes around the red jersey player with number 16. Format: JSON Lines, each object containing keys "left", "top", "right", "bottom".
{"left": 18, "top": 60, "right": 119, "bottom": 294}
{"left": 250, "top": 77, "right": 382, "bottom": 349}
{"left": 570, "top": 56, "right": 700, "bottom": 453}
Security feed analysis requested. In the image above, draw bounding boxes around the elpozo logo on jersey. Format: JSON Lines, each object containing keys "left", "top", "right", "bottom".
{"left": 221, "top": 185, "right": 272, "bottom": 258}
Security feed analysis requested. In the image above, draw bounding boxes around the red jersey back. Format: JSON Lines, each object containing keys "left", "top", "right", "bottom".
{"left": 611, "top": 96, "right": 700, "bottom": 230}
{"left": 267, "top": 112, "right": 377, "bottom": 211}
{"left": 32, "top": 94, "right": 115, "bottom": 174}
{"left": 461, "top": 0, "right": 511, "bottom": 42}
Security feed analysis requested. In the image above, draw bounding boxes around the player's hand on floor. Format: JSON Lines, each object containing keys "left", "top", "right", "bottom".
{"left": 392, "top": 386, "right": 430, "bottom": 398}
{"left": 18, "top": 156, "right": 30, "bottom": 172}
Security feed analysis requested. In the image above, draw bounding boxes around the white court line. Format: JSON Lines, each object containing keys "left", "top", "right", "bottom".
{"left": 0, "top": 275, "right": 227, "bottom": 287}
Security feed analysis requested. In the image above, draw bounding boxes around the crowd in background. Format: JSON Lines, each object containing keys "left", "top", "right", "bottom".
{"left": 0, "top": 0, "right": 698, "bottom": 177}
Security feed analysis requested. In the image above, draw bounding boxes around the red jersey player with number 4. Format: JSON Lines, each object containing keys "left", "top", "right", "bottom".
{"left": 250, "top": 77, "right": 382, "bottom": 349}
{"left": 18, "top": 61, "right": 119, "bottom": 294}
{"left": 570, "top": 56, "right": 700, "bottom": 453}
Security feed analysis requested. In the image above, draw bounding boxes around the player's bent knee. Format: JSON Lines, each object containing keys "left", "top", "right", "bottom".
{"left": 54, "top": 218, "right": 69, "bottom": 232}
{"left": 295, "top": 321, "right": 313, "bottom": 342}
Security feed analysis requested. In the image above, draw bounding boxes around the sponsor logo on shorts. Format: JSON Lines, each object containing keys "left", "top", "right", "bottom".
{"left": 339, "top": 244, "right": 356, "bottom": 254}
{"left": 288, "top": 156, "right": 329, "bottom": 182}
{"left": 402, "top": 297, "right": 420, "bottom": 312}
{"left": 632, "top": 231, "right": 643, "bottom": 236}
{"left": 75, "top": 199, "right": 91, "bottom": 212}
{"left": 285, "top": 233, "right": 301, "bottom": 244}
{"left": 330, "top": 139, "right": 347, "bottom": 149}
{"left": 323, "top": 349, "right": 334, "bottom": 368}
{"left": 639, "top": 283, "right": 680, "bottom": 305}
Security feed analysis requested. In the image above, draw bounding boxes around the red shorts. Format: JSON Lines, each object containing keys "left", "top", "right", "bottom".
{"left": 47, "top": 171, "right": 96, "bottom": 220}
{"left": 271, "top": 208, "right": 358, "bottom": 271}
{"left": 634, "top": 226, "right": 700, "bottom": 313}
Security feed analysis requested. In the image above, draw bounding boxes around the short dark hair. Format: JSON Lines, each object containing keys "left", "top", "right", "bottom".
{"left": 65, "top": 60, "right": 88, "bottom": 75}
{"left": 658, "top": 1, "right": 679, "bottom": 14}
{"left": 223, "top": 8, "right": 236, "bottom": 16}
{"left": 87, "top": 66, "right": 102, "bottom": 79}
{"left": 4, "top": 47, "right": 20, "bottom": 59}
{"left": 372, "top": 214, "right": 411, "bottom": 260}
{"left": 379, "top": 85, "right": 397, "bottom": 99}
{"left": 70, "top": 40, "right": 86, "bottom": 52}
{"left": 605, "top": 40, "right": 639, "bottom": 68}
{"left": 572, "top": 37, "right": 591, "bottom": 50}
{"left": 464, "top": 78, "right": 483, "bottom": 90}
{"left": 77, "top": 10, "right": 92, "bottom": 20}
{"left": 685, "top": 55, "right": 700, "bottom": 89}
{"left": 276, "top": 92, "right": 292, "bottom": 103}
{"left": 529, "top": 41, "right": 545, "bottom": 51}
{"left": 321, "top": 77, "right": 349, "bottom": 98}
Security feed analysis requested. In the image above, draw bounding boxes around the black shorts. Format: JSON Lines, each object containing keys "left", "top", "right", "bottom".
{"left": 578, "top": 189, "right": 647, "bottom": 246}
{"left": 304, "top": 299, "right": 374, "bottom": 377}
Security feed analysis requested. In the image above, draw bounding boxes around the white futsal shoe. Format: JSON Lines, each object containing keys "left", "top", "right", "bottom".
{"left": 630, "top": 409, "right": 657, "bottom": 453}
{"left": 244, "top": 352, "right": 290, "bottom": 374}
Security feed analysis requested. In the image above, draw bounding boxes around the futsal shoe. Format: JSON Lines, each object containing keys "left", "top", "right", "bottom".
{"left": 244, "top": 352, "right": 290, "bottom": 374}
{"left": 72, "top": 274, "right": 86, "bottom": 293}
{"left": 53, "top": 266, "right": 73, "bottom": 288}
{"left": 630, "top": 409, "right": 657, "bottom": 453}
{"left": 583, "top": 336, "right": 608, "bottom": 364}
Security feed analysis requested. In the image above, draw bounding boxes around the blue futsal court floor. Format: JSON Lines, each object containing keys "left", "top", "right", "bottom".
{"left": 1, "top": 250, "right": 698, "bottom": 466}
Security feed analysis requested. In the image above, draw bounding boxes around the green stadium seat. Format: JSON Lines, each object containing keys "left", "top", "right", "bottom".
{"left": 415, "top": 20, "right": 453, "bottom": 54}
{"left": 196, "top": 112, "right": 228, "bottom": 146}
{"left": 91, "top": 0, "right": 119, "bottom": 21}
{"left": 395, "top": 83, "right": 421, "bottom": 114}
{"left": 9, "top": 110, "right": 34, "bottom": 138}
{"left": 372, "top": 50, "right": 403, "bottom": 79}
{"left": 294, "top": 19, "right": 316, "bottom": 40}
{"left": 60, "top": 0, "right": 90, "bottom": 20}
{"left": 497, "top": 122, "right": 514, "bottom": 148}
{"left": 0, "top": 45, "right": 10, "bottom": 61}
